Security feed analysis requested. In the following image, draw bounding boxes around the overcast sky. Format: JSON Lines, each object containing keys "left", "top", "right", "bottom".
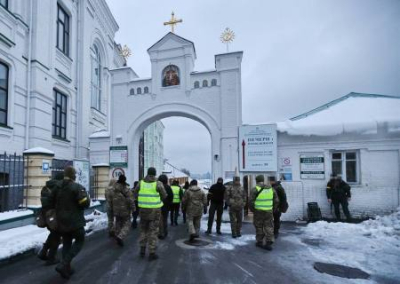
{"left": 106, "top": 0, "right": 400, "bottom": 174}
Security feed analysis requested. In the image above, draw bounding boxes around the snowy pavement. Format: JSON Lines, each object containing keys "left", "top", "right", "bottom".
{"left": 0, "top": 209, "right": 399, "bottom": 283}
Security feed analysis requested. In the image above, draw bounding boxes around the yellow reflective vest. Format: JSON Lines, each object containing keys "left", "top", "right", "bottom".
{"left": 171, "top": 185, "right": 181, "bottom": 204}
{"left": 138, "top": 181, "right": 163, "bottom": 209}
{"left": 255, "top": 186, "right": 273, "bottom": 211}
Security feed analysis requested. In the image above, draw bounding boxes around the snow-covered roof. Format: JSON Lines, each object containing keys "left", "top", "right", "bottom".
{"left": 23, "top": 147, "right": 54, "bottom": 155}
{"left": 163, "top": 162, "right": 189, "bottom": 179}
{"left": 277, "top": 92, "right": 400, "bottom": 136}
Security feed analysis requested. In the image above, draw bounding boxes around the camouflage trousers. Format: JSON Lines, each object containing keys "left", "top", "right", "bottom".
{"left": 253, "top": 210, "right": 274, "bottom": 244}
{"left": 107, "top": 210, "right": 114, "bottom": 233}
{"left": 139, "top": 211, "right": 161, "bottom": 254}
{"left": 114, "top": 215, "right": 131, "bottom": 240}
{"left": 187, "top": 215, "right": 201, "bottom": 236}
{"left": 229, "top": 209, "right": 243, "bottom": 237}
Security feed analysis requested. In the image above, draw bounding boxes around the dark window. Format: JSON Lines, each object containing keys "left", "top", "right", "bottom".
{"left": 56, "top": 4, "right": 70, "bottom": 56}
{"left": 130, "top": 88, "right": 135, "bottom": 96}
{"left": 52, "top": 90, "right": 67, "bottom": 140}
{"left": 0, "top": 0, "right": 8, "bottom": 9}
{"left": 194, "top": 81, "right": 199, "bottom": 89}
{"left": 331, "top": 151, "right": 358, "bottom": 183}
{"left": 0, "top": 62, "right": 9, "bottom": 126}
{"left": 202, "top": 80, "right": 208, "bottom": 87}
{"left": 91, "top": 45, "right": 101, "bottom": 110}
{"left": 137, "top": 88, "right": 142, "bottom": 95}
{"left": 144, "top": 87, "right": 149, "bottom": 94}
{"left": 211, "top": 79, "right": 217, "bottom": 86}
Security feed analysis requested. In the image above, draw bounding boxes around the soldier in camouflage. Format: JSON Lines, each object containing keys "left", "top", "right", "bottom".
{"left": 225, "top": 176, "right": 246, "bottom": 238}
{"left": 105, "top": 179, "right": 117, "bottom": 237}
{"left": 110, "top": 175, "right": 135, "bottom": 246}
{"left": 249, "top": 175, "right": 279, "bottom": 251}
{"left": 134, "top": 167, "right": 167, "bottom": 261}
{"left": 182, "top": 179, "right": 207, "bottom": 241}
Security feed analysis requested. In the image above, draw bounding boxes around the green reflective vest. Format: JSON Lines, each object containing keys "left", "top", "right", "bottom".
{"left": 171, "top": 185, "right": 181, "bottom": 204}
{"left": 255, "top": 186, "right": 273, "bottom": 211}
{"left": 138, "top": 181, "right": 163, "bottom": 209}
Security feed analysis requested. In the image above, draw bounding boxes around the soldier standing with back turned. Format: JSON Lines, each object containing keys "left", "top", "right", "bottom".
{"left": 249, "top": 175, "right": 279, "bottom": 251}
{"left": 225, "top": 176, "right": 246, "bottom": 238}
{"left": 134, "top": 167, "right": 167, "bottom": 261}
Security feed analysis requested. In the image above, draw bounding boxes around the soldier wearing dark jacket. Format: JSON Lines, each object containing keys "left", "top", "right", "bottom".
{"left": 269, "top": 176, "right": 288, "bottom": 238}
{"left": 158, "top": 174, "right": 173, "bottom": 239}
{"left": 51, "top": 166, "right": 90, "bottom": 279}
{"left": 110, "top": 175, "right": 135, "bottom": 246}
{"left": 326, "top": 174, "right": 352, "bottom": 221}
{"left": 206, "top": 177, "right": 226, "bottom": 234}
{"left": 38, "top": 173, "right": 63, "bottom": 265}
{"left": 134, "top": 167, "right": 167, "bottom": 261}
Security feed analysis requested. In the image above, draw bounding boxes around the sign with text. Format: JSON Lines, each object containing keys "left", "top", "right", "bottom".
{"left": 279, "top": 157, "right": 293, "bottom": 181}
{"left": 73, "top": 160, "right": 90, "bottom": 191}
{"left": 110, "top": 146, "right": 128, "bottom": 167}
{"left": 300, "top": 153, "right": 325, "bottom": 179}
{"left": 239, "top": 124, "right": 277, "bottom": 172}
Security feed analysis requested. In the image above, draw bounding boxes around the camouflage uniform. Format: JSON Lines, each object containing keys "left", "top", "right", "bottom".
{"left": 111, "top": 182, "right": 135, "bottom": 240}
{"left": 182, "top": 185, "right": 207, "bottom": 238}
{"left": 249, "top": 181, "right": 279, "bottom": 246}
{"left": 105, "top": 180, "right": 116, "bottom": 235}
{"left": 134, "top": 175, "right": 167, "bottom": 254}
{"left": 225, "top": 180, "right": 246, "bottom": 237}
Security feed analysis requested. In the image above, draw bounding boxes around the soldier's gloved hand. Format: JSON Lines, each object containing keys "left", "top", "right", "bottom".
{"left": 328, "top": 199, "right": 332, "bottom": 203}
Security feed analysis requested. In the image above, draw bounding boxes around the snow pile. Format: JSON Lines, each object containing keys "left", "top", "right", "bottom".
{"left": 0, "top": 209, "right": 34, "bottom": 222}
{"left": 302, "top": 208, "right": 400, "bottom": 279}
{"left": 84, "top": 210, "right": 108, "bottom": 235}
{"left": 277, "top": 95, "right": 400, "bottom": 136}
{"left": 0, "top": 225, "right": 48, "bottom": 260}
{"left": 0, "top": 210, "right": 108, "bottom": 260}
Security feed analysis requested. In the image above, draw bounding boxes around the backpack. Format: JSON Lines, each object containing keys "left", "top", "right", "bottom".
{"left": 36, "top": 185, "right": 57, "bottom": 230}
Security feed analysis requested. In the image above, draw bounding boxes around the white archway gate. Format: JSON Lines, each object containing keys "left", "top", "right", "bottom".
{"left": 90, "top": 33, "right": 243, "bottom": 184}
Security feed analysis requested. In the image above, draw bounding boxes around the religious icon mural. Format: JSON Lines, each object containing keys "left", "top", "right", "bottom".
{"left": 162, "top": 65, "right": 180, "bottom": 87}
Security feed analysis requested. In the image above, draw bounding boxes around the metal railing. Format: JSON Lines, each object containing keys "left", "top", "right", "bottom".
{"left": 0, "top": 152, "right": 26, "bottom": 212}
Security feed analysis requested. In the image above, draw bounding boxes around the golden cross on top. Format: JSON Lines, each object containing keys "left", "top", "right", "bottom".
{"left": 163, "top": 12, "right": 183, "bottom": 33}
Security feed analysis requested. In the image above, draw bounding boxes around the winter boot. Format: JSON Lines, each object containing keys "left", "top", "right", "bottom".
{"left": 45, "top": 257, "right": 60, "bottom": 266}
{"left": 264, "top": 242, "right": 273, "bottom": 251}
{"left": 232, "top": 234, "right": 237, "bottom": 238}
{"left": 217, "top": 230, "right": 222, "bottom": 235}
{"left": 55, "top": 263, "right": 71, "bottom": 279}
{"left": 189, "top": 234, "right": 196, "bottom": 242}
{"left": 256, "top": 242, "right": 264, "bottom": 249}
{"left": 116, "top": 236, "right": 124, "bottom": 247}
{"left": 140, "top": 247, "right": 146, "bottom": 257}
{"left": 108, "top": 231, "right": 115, "bottom": 238}
{"left": 148, "top": 253, "right": 159, "bottom": 261}
{"left": 237, "top": 232, "right": 242, "bottom": 238}
{"left": 38, "top": 243, "right": 49, "bottom": 261}
{"left": 205, "top": 229, "right": 211, "bottom": 235}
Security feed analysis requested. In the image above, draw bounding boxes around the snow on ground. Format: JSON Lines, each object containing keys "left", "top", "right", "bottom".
{"left": 296, "top": 207, "right": 400, "bottom": 281}
{"left": 0, "top": 210, "right": 108, "bottom": 261}
{"left": 0, "top": 209, "right": 34, "bottom": 222}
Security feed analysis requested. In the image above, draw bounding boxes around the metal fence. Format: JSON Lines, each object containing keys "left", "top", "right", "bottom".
{"left": 0, "top": 152, "right": 26, "bottom": 212}
{"left": 51, "top": 159, "right": 73, "bottom": 179}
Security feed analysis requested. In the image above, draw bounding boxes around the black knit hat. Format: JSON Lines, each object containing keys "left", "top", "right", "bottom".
{"left": 255, "top": 175, "right": 264, "bottom": 182}
{"left": 147, "top": 167, "right": 156, "bottom": 176}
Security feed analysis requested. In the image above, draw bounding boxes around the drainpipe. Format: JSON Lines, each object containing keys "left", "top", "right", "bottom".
{"left": 75, "top": 0, "right": 82, "bottom": 158}
{"left": 24, "top": 0, "right": 33, "bottom": 150}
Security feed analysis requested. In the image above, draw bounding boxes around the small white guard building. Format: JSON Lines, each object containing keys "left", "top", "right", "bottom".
{"left": 275, "top": 93, "right": 400, "bottom": 221}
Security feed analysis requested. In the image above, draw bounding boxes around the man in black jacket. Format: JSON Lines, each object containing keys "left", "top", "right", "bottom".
{"left": 326, "top": 174, "right": 352, "bottom": 222}
{"left": 206, "top": 177, "right": 226, "bottom": 235}
{"left": 51, "top": 166, "right": 90, "bottom": 279}
{"left": 38, "top": 173, "right": 63, "bottom": 265}
{"left": 158, "top": 175, "right": 173, "bottom": 239}
{"left": 268, "top": 176, "right": 288, "bottom": 239}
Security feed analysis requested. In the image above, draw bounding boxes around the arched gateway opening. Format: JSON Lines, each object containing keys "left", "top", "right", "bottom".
{"left": 128, "top": 103, "right": 219, "bottom": 182}
{"left": 89, "top": 32, "right": 242, "bottom": 192}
